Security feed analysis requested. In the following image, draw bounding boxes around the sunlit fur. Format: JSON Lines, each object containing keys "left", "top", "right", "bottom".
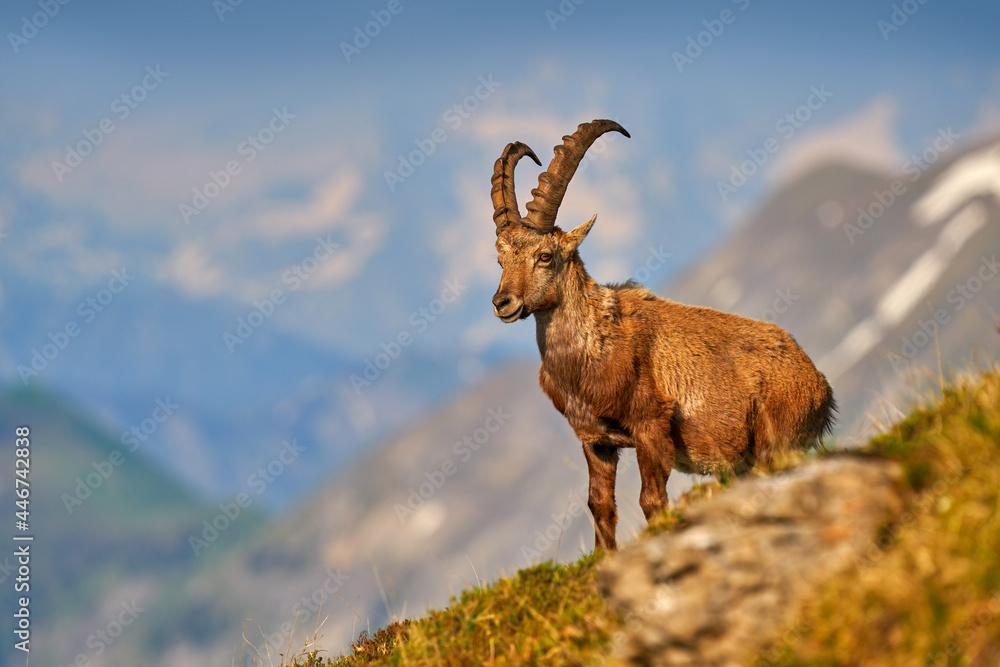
{"left": 493, "top": 217, "right": 835, "bottom": 551}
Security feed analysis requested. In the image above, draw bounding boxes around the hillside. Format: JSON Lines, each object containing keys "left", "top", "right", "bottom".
{"left": 291, "top": 364, "right": 1000, "bottom": 666}
{"left": 0, "top": 385, "right": 266, "bottom": 667}
{"left": 0, "top": 280, "right": 466, "bottom": 509}
{"left": 663, "top": 137, "right": 1000, "bottom": 443}
{"left": 147, "top": 362, "right": 673, "bottom": 667}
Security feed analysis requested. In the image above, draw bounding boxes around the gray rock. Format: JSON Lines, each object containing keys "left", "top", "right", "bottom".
{"left": 599, "top": 455, "right": 904, "bottom": 666}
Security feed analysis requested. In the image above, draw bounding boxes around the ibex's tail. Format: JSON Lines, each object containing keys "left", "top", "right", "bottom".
{"left": 816, "top": 376, "right": 837, "bottom": 441}
{"left": 751, "top": 369, "right": 835, "bottom": 468}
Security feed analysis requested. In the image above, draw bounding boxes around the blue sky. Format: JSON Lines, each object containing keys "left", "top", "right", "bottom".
{"left": 2, "top": 0, "right": 999, "bottom": 395}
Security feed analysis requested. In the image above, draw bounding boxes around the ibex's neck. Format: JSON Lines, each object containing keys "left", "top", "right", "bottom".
{"left": 534, "top": 260, "right": 603, "bottom": 362}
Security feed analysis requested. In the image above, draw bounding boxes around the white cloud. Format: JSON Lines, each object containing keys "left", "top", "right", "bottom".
{"left": 16, "top": 113, "right": 374, "bottom": 233}
{"left": 768, "top": 96, "right": 904, "bottom": 185}
{"left": 461, "top": 314, "right": 507, "bottom": 356}
{"left": 972, "top": 72, "right": 1000, "bottom": 136}
{"left": 158, "top": 241, "right": 227, "bottom": 297}
{"left": 304, "top": 213, "right": 387, "bottom": 289}
{"left": 246, "top": 172, "right": 362, "bottom": 240}
{"left": 432, "top": 169, "right": 499, "bottom": 291}
{"left": 647, "top": 158, "right": 675, "bottom": 205}
{"left": 228, "top": 172, "right": 389, "bottom": 297}
{"left": 17, "top": 122, "right": 230, "bottom": 226}
{"left": 3, "top": 218, "right": 125, "bottom": 291}
{"left": 12, "top": 109, "right": 388, "bottom": 301}
{"left": 559, "top": 168, "right": 643, "bottom": 280}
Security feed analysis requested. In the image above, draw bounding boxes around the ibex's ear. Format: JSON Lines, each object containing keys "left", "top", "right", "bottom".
{"left": 563, "top": 214, "right": 597, "bottom": 254}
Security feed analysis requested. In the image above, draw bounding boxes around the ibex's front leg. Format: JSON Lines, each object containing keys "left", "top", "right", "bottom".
{"left": 634, "top": 406, "right": 675, "bottom": 522}
{"left": 582, "top": 442, "right": 619, "bottom": 551}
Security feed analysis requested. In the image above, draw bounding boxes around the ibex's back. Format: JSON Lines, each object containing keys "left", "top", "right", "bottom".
{"left": 640, "top": 289, "right": 833, "bottom": 473}
{"left": 490, "top": 119, "right": 834, "bottom": 550}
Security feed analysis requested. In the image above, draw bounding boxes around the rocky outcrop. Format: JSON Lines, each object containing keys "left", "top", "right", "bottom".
{"left": 599, "top": 455, "right": 904, "bottom": 666}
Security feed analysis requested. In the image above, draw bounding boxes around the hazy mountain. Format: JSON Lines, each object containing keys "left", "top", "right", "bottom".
{"left": 140, "top": 362, "right": 661, "bottom": 666}
{"left": 0, "top": 386, "right": 265, "bottom": 667}
{"left": 0, "top": 279, "right": 469, "bottom": 510}
{"left": 664, "top": 135, "right": 1000, "bottom": 442}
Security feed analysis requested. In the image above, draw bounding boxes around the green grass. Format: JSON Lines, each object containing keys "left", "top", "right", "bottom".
{"left": 293, "top": 553, "right": 623, "bottom": 666}
{"left": 291, "top": 368, "right": 1000, "bottom": 667}
{"left": 762, "top": 371, "right": 1000, "bottom": 666}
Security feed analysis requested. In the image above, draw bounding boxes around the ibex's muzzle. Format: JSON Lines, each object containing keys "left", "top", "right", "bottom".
{"left": 492, "top": 290, "right": 524, "bottom": 323}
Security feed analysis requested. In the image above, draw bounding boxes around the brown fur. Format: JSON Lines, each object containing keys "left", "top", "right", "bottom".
{"left": 490, "top": 122, "right": 834, "bottom": 551}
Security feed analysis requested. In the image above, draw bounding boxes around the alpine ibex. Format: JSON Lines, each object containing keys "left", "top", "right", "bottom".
{"left": 490, "top": 119, "right": 835, "bottom": 551}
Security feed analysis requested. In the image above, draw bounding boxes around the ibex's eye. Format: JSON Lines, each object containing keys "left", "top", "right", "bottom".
{"left": 539, "top": 253, "right": 552, "bottom": 263}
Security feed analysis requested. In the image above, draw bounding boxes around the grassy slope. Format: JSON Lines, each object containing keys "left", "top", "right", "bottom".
{"left": 289, "top": 368, "right": 1000, "bottom": 667}
{"left": 0, "top": 386, "right": 268, "bottom": 663}
{"left": 769, "top": 373, "right": 1000, "bottom": 666}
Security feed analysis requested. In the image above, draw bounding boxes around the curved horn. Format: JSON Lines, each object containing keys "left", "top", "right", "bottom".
{"left": 524, "top": 119, "right": 630, "bottom": 234}
{"left": 491, "top": 142, "right": 541, "bottom": 235}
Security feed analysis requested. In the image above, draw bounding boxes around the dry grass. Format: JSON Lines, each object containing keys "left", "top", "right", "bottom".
{"left": 294, "top": 554, "right": 624, "bottom": 666}
{"left": 292, "top": 621, "right": 412, "bottom": 667}
{"left": 763, "top": 369, "right": 1000, "bottom": 666}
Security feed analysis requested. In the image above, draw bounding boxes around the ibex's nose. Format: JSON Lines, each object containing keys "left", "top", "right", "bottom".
{"left": 492, "top": 292, "right": 511, "bottom": 311}
{"left": 492, "top": 291, "right": 524, "bottom": 322}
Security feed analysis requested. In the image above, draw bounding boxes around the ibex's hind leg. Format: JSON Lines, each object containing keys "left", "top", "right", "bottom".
{"left": 634, "top": 417, "right": 675, "bottom": 523}
{"left": 582, "top": 442, "right": 619, "bottom": 551}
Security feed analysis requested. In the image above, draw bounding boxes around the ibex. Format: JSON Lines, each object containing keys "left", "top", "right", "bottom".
{"left": 490, "top": 119, "right": 835, "bottom": 551}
